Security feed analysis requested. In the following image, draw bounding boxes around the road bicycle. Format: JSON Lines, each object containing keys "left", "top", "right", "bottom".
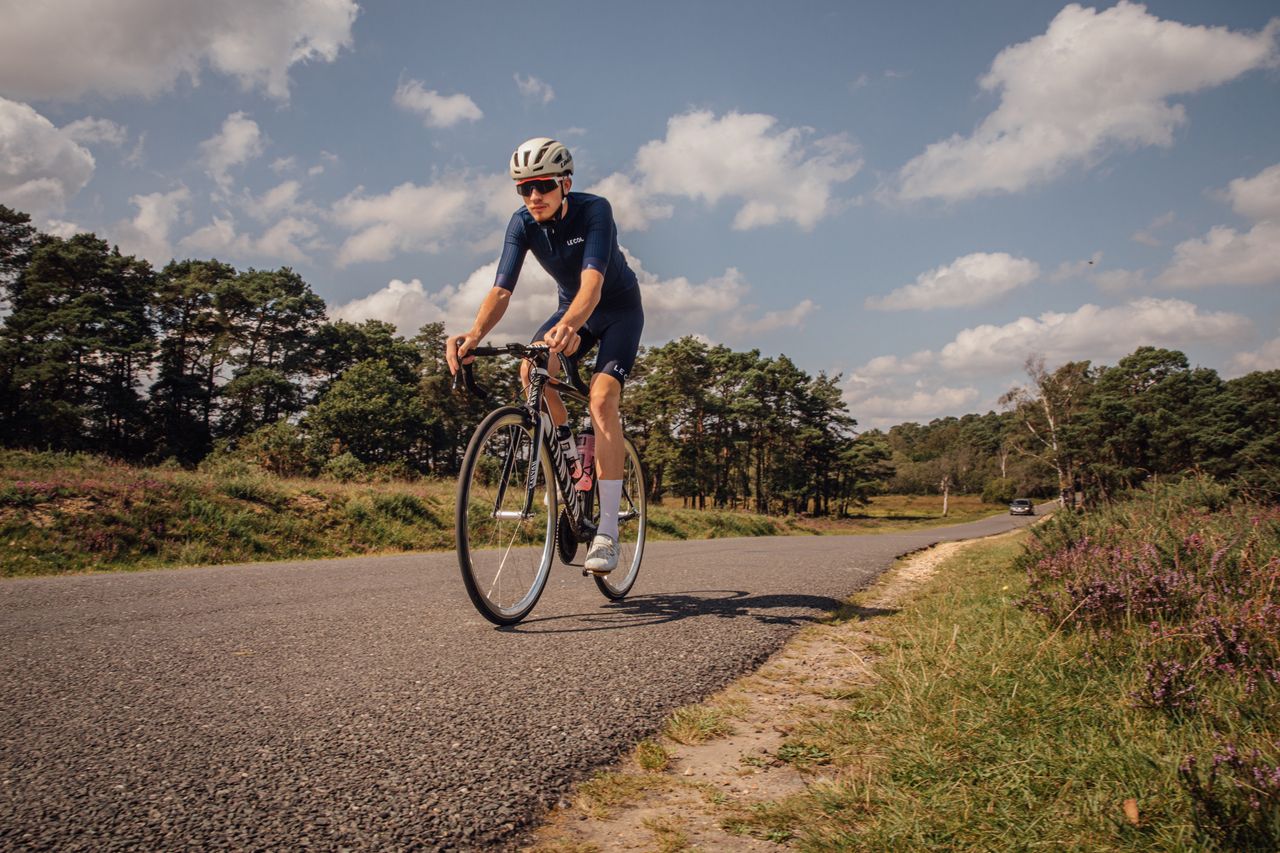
{"left": 452, "top": 343, "right": 647, "bottom": 625}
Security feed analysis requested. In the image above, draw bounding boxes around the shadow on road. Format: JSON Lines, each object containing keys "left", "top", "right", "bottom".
{"left": 504, "top": 589, "right": 899, "bottom": 634}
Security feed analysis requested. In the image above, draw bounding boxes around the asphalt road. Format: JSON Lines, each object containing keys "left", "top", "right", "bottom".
{"left": 1, "top": 508, "right": 1046, "bottom": 851}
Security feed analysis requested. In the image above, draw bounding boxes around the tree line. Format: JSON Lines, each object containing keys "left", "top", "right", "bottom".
{"left": 5, "top": 204, "right": 1274, "bottom": 510}
{"left": 0, "top": 206, "right": 893, "bottom": 512}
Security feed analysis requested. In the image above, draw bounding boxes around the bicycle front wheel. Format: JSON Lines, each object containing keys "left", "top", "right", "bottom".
{"left": 456, "top": 407, "right": 556, "bottom": 625}
{"left": 594, "top": 436, "right": 647, "bottom": 600}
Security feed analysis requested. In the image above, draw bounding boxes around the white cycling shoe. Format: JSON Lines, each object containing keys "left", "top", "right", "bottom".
{"left": 584, "top": 534, "right": 618, "bottom": 574}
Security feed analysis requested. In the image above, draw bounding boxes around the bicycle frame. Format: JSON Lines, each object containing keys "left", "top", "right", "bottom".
{"left": 457, "top": 344, "right": 597, "bottom": 539}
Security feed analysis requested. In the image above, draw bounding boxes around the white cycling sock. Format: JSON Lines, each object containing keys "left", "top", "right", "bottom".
{"left": 596, "top": 479, "right": 623, "bottom": 540}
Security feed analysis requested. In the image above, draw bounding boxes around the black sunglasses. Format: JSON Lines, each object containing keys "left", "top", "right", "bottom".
{"left": 516, "top": 178, "right": 562, "bottom": 197}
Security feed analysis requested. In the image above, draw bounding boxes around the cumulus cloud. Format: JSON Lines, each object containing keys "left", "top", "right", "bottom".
{"left": 0, "top": 0, "right": 357, "bottom": 101}
{"left": 585, "top": 173, "right": 674, "bottom": 231}
{"left": 331, "top": 178, "right": 475, "bottom": 265}
{"left": 1131, "top": 211, "right": 1175, "bottom": 247}
{"left": 634, "top": 110, "right": 862, "bottom": 229}
{"left": 179, "top": 212, "right": 319, "bottom": 264}
{"left": 938, "top": 298, "right": 1250, "bottom": 375}
{"left": 897, "top": 3, "right": 1279, "bottom": 201}
{"left": 844, "top": 382, "right": 982, "bottom": 430}
{"left": 514, "top": 73, "right": 554, "bottom": 104}
{"left": 866, "top": 252, "right": 1039, "bottom": 311}
{"left": 330, "top": 263, "right": 559, "bottom": 340}
{"left": 1229, "top": 337, "right": 1280, "bottom": 375}
{"left": 61, "top": 117, "right": 127, "bottom": 147}
{"left": 1092, "top": 268, "right": 1149, "bottom": 294}
{"left": 394, "top": 80, "right": 483, "bottom": 128}
{"left": 727, "top": 300, "right": 817, "bottom": 336}
{"left": 0, "top": 97, "right": 95, "bottom": 216}
{"left": 1226, "top": 162, "right": 1280, "bottom": 222}
{"left": 179, "top": 217, "right": 251, "bottom": 258}
{"left": 1156, "top": 221, "right": 1280, "bottom": 289}
{"left": 111, "top": 186, "right": 190, "bottom": 265}
{"left": 331, "top": 247, "right": 810, "bottom": 347}
{"left": 199, "top": 112, "right": 264, "bottom": 189}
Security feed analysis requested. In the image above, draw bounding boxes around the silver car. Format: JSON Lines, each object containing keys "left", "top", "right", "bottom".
{"left": 1009, "top": 499, "right": 1034, "bottom": 516}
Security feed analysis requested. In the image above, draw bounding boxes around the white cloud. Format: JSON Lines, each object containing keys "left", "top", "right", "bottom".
{"left": 1048, "top": 252, "right": 1102, "bottom": 282}
{"left": 394, "top": 79, "right": 483, "bottom": 128}
{"left": 331, "top": 247, "right": 803, "bottom": 348}
{"left": 178, "top": 212, "right": 319, "bottom": 264}
{"left": 634, "top": 110, "right": 862, "bottom": 229}
{"left": 331, "top": 178, "right": 477, "bottom": 265}
{"left": 179, "top": 217, "right": 251, "bottom": 258}
{"left": 0, "top": 97, "right": 95, "bottom": 216}
{"left": 248, "top": 180, "right": 304, "bottom": 221}
{"left": 112, "top": 186, "right": 190, "bottom": 265}
{"left": 844, "top": 382, "right": 982, "bottom": 430}
{"left": 43, "top": 219, "right": 82, "bottom": 238}
{"left": 856, "top": 352, "right": 935, "bottom": 378}
{"left": 1131, "top": 211, "right": 1175, "bottom": 247}
{"left": 866, "top": 252, "right": 1039, "bottom": 311}
{"left": 271, "top": 156, "right": 298, "bottom": 174}
{"left": 1226, "top": 162, "right": 1280, "bottom": 222}
{"left": 61, "top": 117, "right": 127, "bottom": 147}
{"left": 727, "top": 299, "right": 816, "bottom": 336}
{"left": 897, "top": 3, "right": 1279, "bottom": 201}
{"left": 1156, "top": 221, "right": 1280, "bottom": 289}
{"left": 0, "top": 0, "right": 357, "bottom": 101}
{"left": 585, "top": 173, "right": 674, "bottom": 231}
{"left": 330, "top": 263, "right": 559, "bottom": 340}
{"left": 1092, "top": 268, "right": 1148, "bottom": 294}
{"left": 1229, "top": 337, "right": 1280, "bottom": 375}
{"left": 514, "top": 73, "right": 554, "bottom": 104}
{"left": 253, "top": 216, "right": 319, "bottom": 263}
{"left": 199, "top": 112, "right": 264, "bottom": 189}
{"left": 938, "top": 298, "right": 1250, "bottom": 375}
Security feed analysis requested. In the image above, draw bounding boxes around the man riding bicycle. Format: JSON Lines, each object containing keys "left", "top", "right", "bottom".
{"left": 446, "top": 137, "right": 644, "bottom": 574}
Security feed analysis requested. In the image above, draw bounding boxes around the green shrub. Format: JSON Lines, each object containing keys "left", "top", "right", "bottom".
{"left": 371, "top": 492, "right": 436, "bottom": 524}
{"left": 323, "top": 452, "right": 368, "bottom": 483}
{"left": 219, "top": 476, "right": 286, "bottom": 506}
{"left": 982, "top": 477, "right": 1015, "bottom": 504}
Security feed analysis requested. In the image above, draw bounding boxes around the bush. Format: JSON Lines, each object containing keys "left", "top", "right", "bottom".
{"left": 230, "top": 420, "right": 310, "bottom": 477}
{"left": 323, "top": 452, "right": 368, "bottom": 483}
{"left": 1015, "top": 477, "right": 1280, "bottom": 846}
{"left": 982, "top": 477, "right": 1015, "bottom": 504}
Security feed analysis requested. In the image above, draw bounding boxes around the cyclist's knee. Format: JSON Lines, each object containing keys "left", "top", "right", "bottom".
{"left": 589, "top": 374, "right": 621, "bottom": 420}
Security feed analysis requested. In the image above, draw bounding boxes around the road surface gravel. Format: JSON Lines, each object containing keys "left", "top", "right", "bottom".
{"left": 1, "top": 510, "right": 1044, "bottom": 850}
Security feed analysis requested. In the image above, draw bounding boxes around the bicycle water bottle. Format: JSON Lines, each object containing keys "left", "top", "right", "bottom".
{"left": 576, "top": 419, "right": 595, "bottom": 492}
{"left": 556, "top": 424, "right": 582, "bottom": 480}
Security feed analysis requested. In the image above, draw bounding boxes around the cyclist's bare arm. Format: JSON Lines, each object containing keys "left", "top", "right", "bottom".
{"left": 447, "top": 287, "right": 511, "bottom": 374}
{"left": 544, "top": 269, "right": 603, "bottom": 354}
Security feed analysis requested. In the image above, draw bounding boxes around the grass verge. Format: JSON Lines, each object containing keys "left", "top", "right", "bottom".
{"left": 1, "top": 449, "right": 1004, "bottom": 576}
{"left": 722, "top": 519, "right": 1278, "bottom": 850}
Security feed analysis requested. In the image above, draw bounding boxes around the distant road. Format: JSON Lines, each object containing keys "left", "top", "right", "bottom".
{"left": 1, "top": 508, "right": 1046, "bottom": 850}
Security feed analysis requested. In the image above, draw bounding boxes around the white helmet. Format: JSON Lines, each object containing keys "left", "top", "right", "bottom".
{"left": 510, "top": 137, "right": 573, "bottom": 180}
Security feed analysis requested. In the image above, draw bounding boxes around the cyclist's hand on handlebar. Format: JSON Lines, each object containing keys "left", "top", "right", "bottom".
{"left": 446, "top": 332, "right": 481, "bottom": 375}
{"left": 544, "top": 322, "right": 581, "bottom": 356}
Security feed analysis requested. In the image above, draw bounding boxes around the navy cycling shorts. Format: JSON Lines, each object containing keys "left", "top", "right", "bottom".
{"left": 533, "top": 286, "right": 643, "bottom": 387}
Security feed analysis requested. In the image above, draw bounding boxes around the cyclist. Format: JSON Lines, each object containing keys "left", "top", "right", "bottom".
{"left": 446, "top": 137, "right": 644, "bottom": 574}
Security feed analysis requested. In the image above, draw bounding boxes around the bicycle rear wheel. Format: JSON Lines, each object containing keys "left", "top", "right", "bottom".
{"left": 456, "top": 407, "right": 556, "bottom": 625}
{"left": 594, "top": 436, "right": 646, "bottom": 599}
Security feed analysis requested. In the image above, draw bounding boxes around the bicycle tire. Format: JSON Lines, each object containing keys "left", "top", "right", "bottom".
{"left": 456, "top": 407, "right": 556, "bottom": 625}
{"left": 593, "top": 436, "right": 647, "bottom": 600}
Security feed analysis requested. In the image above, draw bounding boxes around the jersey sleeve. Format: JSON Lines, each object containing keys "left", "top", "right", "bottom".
{"left": 581, "top": 197, "right": 615, "bottom": 275}
{"left": 494, "top": 212, "right": 528, "bottom": 291}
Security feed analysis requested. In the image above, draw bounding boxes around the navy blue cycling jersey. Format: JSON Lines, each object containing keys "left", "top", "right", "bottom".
{"left": 494, "top": 192, "right": 639, "bottom": 307}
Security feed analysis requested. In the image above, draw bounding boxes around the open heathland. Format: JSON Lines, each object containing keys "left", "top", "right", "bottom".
{"left": 536, "top": 479, "right": 1280, "bottom": 851}
{"left": 0, "top": 450, "right": 1001, "bottom": 577}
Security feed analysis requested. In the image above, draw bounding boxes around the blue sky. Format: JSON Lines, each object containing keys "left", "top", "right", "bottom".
{"left": 1, "top": 0, "right": 1277, "bottom": 428}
